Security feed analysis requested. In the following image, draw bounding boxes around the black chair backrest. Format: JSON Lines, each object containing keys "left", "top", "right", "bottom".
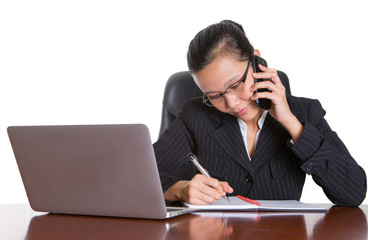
{"left": 158, "top": 70, "right": 291, "bottom": 137}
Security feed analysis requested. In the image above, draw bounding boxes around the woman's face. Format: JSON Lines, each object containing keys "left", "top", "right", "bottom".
{"left": 193, "top": 53, "right": 263, "bottom": 124}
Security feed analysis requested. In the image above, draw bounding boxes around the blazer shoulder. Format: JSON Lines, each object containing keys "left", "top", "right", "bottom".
{"left": 180, "top": 97, "right": 204, "bottom": 113}
{"left": 287, "top": 95, "right": 326, "bottom": 124}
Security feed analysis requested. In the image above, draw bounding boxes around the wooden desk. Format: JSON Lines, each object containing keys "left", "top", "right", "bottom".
{"left": 1, "top": 204, "right": 367, "bottom": 240}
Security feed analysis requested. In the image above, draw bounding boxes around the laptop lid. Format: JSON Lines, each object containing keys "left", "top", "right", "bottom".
{"left": 8, "top": 124, "right": 194, "bottom": 219}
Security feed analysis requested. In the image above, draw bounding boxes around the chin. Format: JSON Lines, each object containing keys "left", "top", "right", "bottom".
{"left": 238, "top": 105, "right": 262, "bottom": 122}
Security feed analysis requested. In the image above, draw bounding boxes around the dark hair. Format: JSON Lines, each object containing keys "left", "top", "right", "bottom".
{"left": 187, "top": 20, "right": 254, "bottom": 73}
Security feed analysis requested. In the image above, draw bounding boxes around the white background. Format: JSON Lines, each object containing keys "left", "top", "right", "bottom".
{"left": 0, "top": 0, "right": 367, "bottom": 205}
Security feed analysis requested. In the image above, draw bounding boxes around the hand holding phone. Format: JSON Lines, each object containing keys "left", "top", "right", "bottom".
{"left": 252, "top": 55, "right": 271, "bottom": 110}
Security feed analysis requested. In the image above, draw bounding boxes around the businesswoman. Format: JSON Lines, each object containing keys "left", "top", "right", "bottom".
{"left": 154, "top": 20, "right": 366, "bottom": 206}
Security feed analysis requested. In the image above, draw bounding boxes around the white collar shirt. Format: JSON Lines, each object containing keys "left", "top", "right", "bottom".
{"left": 237, "top": 110, "right": 268, "bottom": 161}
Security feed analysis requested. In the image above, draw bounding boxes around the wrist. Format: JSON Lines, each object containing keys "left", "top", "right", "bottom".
{"left": 278, "top": 111, "right": 295, "bottom": 127}
{"left": 164, "top": 180, "right": 188, "bottom": 202}
{"left": 281, "top": 114, "right": 304, "bottom": 143}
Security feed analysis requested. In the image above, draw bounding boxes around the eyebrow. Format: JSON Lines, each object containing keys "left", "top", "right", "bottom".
{"left": 203, "top": 73, "right": 241, "bottom": 95}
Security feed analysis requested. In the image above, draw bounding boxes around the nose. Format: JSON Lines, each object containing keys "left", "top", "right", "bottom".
{"left": 224, "top": 93, "right": 241, "bottom": 109}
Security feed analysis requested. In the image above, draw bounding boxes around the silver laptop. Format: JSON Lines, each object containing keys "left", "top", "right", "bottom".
{"left": 7, "top": 124, "right": 195, "bottom": 219}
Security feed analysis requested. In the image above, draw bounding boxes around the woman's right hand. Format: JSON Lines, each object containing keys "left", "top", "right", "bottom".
{"left": 164, "top": 174, "right": 233, "bottom": 204}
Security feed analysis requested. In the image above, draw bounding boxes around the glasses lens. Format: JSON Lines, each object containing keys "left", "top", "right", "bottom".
{"left": 232, "top": 80, "right": 244, "bottom": 93}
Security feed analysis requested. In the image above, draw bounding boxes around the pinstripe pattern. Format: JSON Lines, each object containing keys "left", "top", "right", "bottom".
{"left": 154, "top": 96, "right": 367, "bottom": 206}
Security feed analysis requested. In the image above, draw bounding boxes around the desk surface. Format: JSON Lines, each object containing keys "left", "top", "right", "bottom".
{"left": 1, "top": 204, "right": 367, "bottom": 240}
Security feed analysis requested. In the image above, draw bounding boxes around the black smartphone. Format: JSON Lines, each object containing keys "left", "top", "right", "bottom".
{"left": 252, "top": 55, "right": 271, "bottom": 110}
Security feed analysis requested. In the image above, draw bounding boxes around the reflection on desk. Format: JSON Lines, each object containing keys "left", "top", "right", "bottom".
{"left": 2, "top": 204, "right": 367, "bottom": 240}
{"left": 313, "top": 207, "right": 367, "bottom": 240}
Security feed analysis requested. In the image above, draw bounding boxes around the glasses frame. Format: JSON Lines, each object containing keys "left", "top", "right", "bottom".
{"left": 203, "top": 60, "right": 251, "bottom": 107}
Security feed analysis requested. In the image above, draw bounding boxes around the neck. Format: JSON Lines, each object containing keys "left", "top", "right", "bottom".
{"left": 243, "top": 109, "right": 264, "bottom": 129}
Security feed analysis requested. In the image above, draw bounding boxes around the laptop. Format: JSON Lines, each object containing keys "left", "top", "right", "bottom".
{"left": 7, "top": 124, "right": 195, "bottom": 219}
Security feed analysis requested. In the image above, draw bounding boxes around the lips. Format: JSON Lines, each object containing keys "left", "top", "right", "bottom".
{"left": 236, "top": 104, "right": 250, "bottom": 116}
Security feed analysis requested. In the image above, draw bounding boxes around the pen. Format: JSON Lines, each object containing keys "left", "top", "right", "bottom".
{"left": 236, "top": 195, "right": 261, "bottom": 206}
{"left": 187, "top": 153, "right": 230, "bottom": 203}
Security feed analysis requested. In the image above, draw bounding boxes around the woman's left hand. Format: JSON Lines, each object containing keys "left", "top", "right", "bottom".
{"left": 250, "top": 64, "right": 293, "bottom": 124}
{"left": 250, "top": 64, "right": 304, "bottom": 142}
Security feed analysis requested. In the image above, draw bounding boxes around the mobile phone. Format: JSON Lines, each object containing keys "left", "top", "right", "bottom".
{"left": 252, "top": 55, "right": 271, "bottom": 110}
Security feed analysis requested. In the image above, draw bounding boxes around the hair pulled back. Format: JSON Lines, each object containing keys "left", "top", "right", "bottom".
{"left": 187, "top": 20, "right": 254, "bottom": 73}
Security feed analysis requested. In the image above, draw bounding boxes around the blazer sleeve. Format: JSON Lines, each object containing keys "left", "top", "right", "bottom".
{"left": 290, "top": 99, "right": 367, "bottom": 206}
{"left": 153, "top": 113, "right": 195, "bottom": 193}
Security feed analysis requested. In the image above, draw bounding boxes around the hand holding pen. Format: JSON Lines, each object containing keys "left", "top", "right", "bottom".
{"left": 187, "top": 153, "right": 231, "bottom": 203}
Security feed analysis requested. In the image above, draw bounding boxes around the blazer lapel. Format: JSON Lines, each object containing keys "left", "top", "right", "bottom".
{"left": 209, "top": 114, "right": 253, "bottom": 173}
{"left": 251, "top": 114, "right": 289, "bottom": 170}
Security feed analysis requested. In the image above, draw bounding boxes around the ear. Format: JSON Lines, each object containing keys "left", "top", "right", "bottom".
{"left": 253, "top": 49, "right": 261, "bottom": 56}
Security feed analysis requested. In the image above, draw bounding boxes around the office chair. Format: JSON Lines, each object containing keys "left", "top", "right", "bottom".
{"left": 158, "top": 70, "right": 291, "bottom": 179}
{"left": 158, "top": 71, "right": 203, "bottom": 137}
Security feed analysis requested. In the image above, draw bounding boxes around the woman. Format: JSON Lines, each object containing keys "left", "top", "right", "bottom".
{"left": 154, "top": 20, "right": 366, "bottom": 206}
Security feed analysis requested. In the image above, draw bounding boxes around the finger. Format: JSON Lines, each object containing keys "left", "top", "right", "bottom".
{"left": 193, "top": 192, "right": 219, "bottom": 204}
{"left": 253, "top": 66, "right": 282, "bottom": 85}
{"left": 192, "top": 175, "right": 223, "bottom": 200}
{"left": 253, "top": 72, "right": 280, "bottom": 85}
{"left": 258, "top": 63, "right": 276, "bottom": 72}
{"left": 251, "top": 80, "right": 285, "bottom": 94}
{"left": 251, "top": 91, "right": 275, "bottom": 102}
{"left": 186, "top": 179, "right": 220, "bottom": 204}
{"left": 187, "top": 190, "right": 216, "bottom": 205}
{"left": 251, "top": 91, "right": 287, "bottom": 107}
{"left": 201, "top": 177, "right": 224, "bottom": 200}
{"left": 220, "top": 182, "right": 234, "bottom": 193}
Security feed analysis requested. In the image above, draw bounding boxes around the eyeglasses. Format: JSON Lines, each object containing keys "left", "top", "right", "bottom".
{"left": 203, "top": 60, "right": 251, "bottom": 107}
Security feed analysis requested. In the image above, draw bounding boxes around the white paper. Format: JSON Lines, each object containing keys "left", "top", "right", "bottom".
{"left": 183, "top": 197, "right": 327, "bottom": 212}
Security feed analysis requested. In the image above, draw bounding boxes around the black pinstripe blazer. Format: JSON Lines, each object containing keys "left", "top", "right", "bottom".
{"left": 153, "top": 96, "right": 367, "bottom": 206}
